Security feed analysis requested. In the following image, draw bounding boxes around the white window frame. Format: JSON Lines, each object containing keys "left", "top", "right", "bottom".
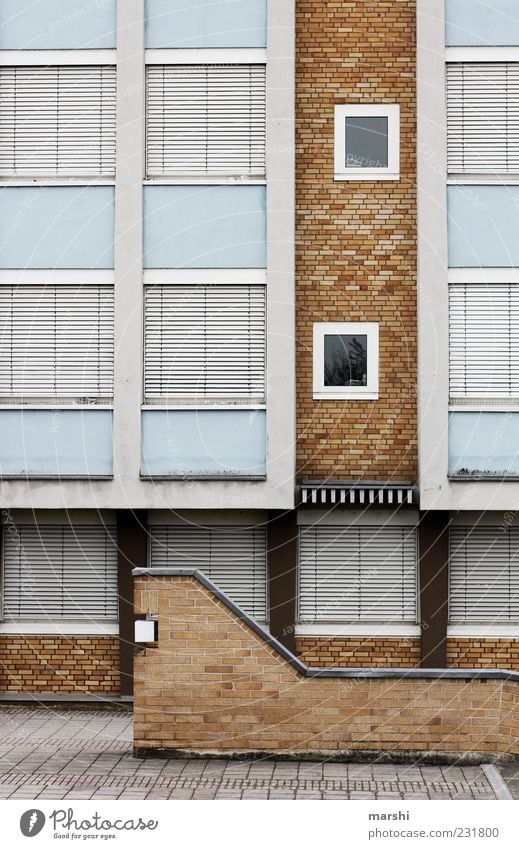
{"left": 334, "top": 104, "right": 400, "bottom": 181}
{"left": 313, "top": 322, "right": 379, "bottom": 400}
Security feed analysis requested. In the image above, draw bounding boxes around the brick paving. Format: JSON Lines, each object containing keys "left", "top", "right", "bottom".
{"left": 0, "top": 706, "right": 506, "bottom": 800}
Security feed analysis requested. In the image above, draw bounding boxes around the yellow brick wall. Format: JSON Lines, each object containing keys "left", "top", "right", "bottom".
{"left": 448, "top": 638, "right": 519, "bottom": 672}
{"left": 295, "top": 0, "right": 418, "bottom": 481}
{"left": 295, "top": 636, "right": 421, "bottom": 668}
{"left": 0, "top": 635, "right": 120, "bottom": 694}
{"left": 133, "top": 575, "right": 519, "bottom": 757}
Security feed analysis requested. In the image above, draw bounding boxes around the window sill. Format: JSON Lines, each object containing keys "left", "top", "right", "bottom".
{"left": 334, "top": 173, "right": 400, "bottom": 182}
{"left": 448, "top": 625, "right": 519, "bottom": 638}
{"left": 0, "top": 622, "right": 119, "bottom": 636}
{"left": 296, "top": 624, "right": 420, "bottom": 637}
{"left": 313, "top": 392, "right": 379, "bottom": 401}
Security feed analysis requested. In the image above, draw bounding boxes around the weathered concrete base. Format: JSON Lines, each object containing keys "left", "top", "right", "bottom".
{"left": 133, "top": 747, "right": 519, "bottom": 766}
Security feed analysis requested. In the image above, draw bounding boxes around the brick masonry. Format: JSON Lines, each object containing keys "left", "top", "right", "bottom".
{"left": 133, "top": 574, "right": 519, "bottom": 757}
{"left": 295, "top": 636, "right": 421, "bottom": 668}
{"left": 448, "top": 639, "right": 519, "bottom": 672}
{"left": 295, "top": 0, "right": 418, "bottom": 482}
{"left": 0, "top": 635, "right": 120, "bottom": 693}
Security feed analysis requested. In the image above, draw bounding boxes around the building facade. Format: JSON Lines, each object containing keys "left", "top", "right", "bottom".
{"left": 1, "top": 0, "right": 518, "bottom": 699}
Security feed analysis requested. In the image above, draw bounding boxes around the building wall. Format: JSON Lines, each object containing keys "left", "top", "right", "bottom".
{"left": 0, "top": 636, "right": 120, "bottom": 694}
{"left": 295, "top": 0, "right": 418, "bottom": 481}
{"left": 295, "top": 637, "right": 420, "bottom": 668}
{"left": 0, "top": 0, "right": 296, "bottom": 512}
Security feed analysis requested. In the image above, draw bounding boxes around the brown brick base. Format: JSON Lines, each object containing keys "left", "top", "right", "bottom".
{"left": 0, "top": 635, "right": 120, "bottom": 694}
{"left": 295, "top": 637, "right": 421, "bottom": 668}
{"left": 448, "top": 638, "right": 519, "bottom": 672}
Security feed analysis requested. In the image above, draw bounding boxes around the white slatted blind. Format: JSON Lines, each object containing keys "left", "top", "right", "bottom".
{"left": 144, "top": 284, "right": 266, "bottom": 403}
{"left": 150, "top": 524, "right": 267, "bottom": 620}
{"left": 298, "top": 525, "right": 417, "bottom": 623}
{"left": 146, "top": 64, "right": 266, "bottom": 176}
{"left": 450, "top": 526, "right": 519, "bottom": 622}
{"left": 2, "top": 525, "right": 118, "bottom": 621}
{"left": 447, "top": 63, "right": 519, "bottom": 172}
{"left": 0, "top": 285, "right": 114, "bottom": 402}
{"left": 0, "top": 65, "right": 116, "bottom": 176}
{"left": 449, "top": 283, "right": 519, "bottom": 399}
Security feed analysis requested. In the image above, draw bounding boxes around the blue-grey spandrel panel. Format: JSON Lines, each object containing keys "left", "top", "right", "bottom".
{"left": 449, "top": 412, "right": 519, "bottom": 477}
{"left": 141, "top": 409, "right": 266, "bottom": 477}
{"left": 448, "top": 185, "right": 519, "bottom": 267}
{"left": 0, "top": 410, "right": 113, "bottom": 477}
{"left": 0, "top": 187, "right": 114, "bottom": 269}
{"left": 0, "top": 0, "right": 116, "bottom": 49}
{"left": 143, "top": 185, "right": 266, "bottom": 269}
{"left": 145, "top": 0, "right": 266, "bottom": 48}
{"left": 446, "top": 0, "right": 519, "bottom": 46}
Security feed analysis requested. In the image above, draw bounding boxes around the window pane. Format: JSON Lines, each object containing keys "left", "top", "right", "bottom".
{"left": 324, "top": 334, "right": 367, "bottom": 387}
{"left": 345, "top": 116, "right": 388, "bottom": 168}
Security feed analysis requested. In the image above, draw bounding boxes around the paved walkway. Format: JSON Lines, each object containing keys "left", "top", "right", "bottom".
{"left": 0, "top": 706, "right": 510, "bottom": 800}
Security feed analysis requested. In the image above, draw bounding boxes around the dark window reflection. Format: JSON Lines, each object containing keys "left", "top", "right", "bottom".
{"left": 345, "top": 116, "right": 388, "bottom": 168}
{"left": 324, "top": 334, "right": 367, "bottom": 387}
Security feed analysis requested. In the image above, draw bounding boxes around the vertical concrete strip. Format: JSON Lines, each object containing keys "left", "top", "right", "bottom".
{"left": 267, "top": 510, "right": 297, "bottom": 652}
{"left": 114, "top": 0, "right": 145, "bottom": 489}
{"left": 419, "top": 511, "right": 450, "bottom": 668}
{"left": 266, "top": 0, "right": 296, "bottom": 507}
{"left": 417, "top": 0, "right": 450, "bottom": 510}
{"left": 117, "top": 510, "right": 148, "bottom": 696}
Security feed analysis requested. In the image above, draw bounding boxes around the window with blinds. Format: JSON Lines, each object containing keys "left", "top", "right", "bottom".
{"left": 144, "top": 284, "right": 266, "bottom": 403}
{"left": 2, "top": 524, "right": 118, "bottom": 621}
{"left": 450, "top": 526, "right": 519, "bottom": 622}
{"left": 150, "top": 524, "right": 267, "bottom": 620}
{"left": 146, "top": 64, "right": 266, "bottom": 177}
{"left": 447, "top": 62, "right": 519, "bottom": 173}
{"left": 0, "top": 285, "right": 114, "bottom": 403}
{"left": 0, "top": 65, "right": 116, "bottom": 176}
{"left": 449, "top": 283, "right": 519, "bottom": 400}
{"left": 298, "top": 525, "right": 418, "bottom": 623}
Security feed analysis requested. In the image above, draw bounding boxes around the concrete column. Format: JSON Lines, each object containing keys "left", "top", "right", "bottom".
{"left": 113, "top": 0, "right": 145, "bottom": 491}
{"left": 267, "top": 510, "right": 297, "bottom": 653}
{"left": 419, "top": 510, "right": 450, "bottom": 668}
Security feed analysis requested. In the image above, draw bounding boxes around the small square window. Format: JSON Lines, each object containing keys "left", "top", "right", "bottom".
{"left": 313, "top": 323, "right": 379, "bottom": 400}
{"left": 334, "top": 105, "right": 400, "bottom": 181}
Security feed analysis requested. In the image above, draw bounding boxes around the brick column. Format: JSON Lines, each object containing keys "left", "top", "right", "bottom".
{"left": 419, "top": 511, "right": 450, "bottom": 668}
{"left": 117, "top": 510, "right": 148, "bottom": 696}
{"left": 267, "top": 510, "right": 297, "bottom": 653}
